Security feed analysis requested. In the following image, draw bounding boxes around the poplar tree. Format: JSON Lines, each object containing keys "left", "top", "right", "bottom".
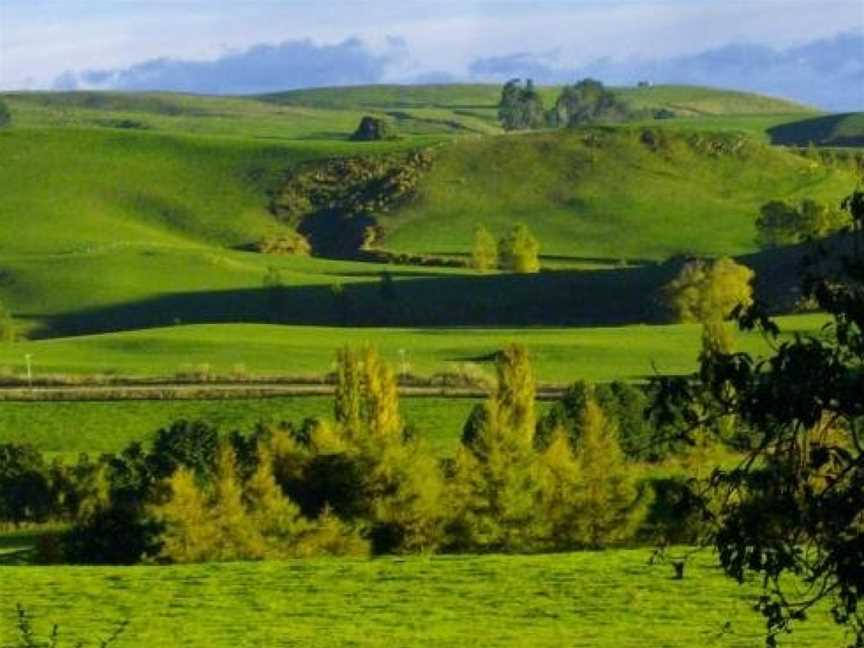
{"left": 471, "top": 225, "right": 498, "bottom": 272}
{"left": 334, "top": 346, "right": 362, "bottom": 435}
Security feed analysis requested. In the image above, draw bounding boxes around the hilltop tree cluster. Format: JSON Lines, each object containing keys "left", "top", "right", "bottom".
{"left": 497, "top": 78, "right": 638, "bottom": 131}
{"left": 471, "top": 224, "right": 540, "bottom": 273}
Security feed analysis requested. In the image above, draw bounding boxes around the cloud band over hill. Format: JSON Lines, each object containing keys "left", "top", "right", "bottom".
{"left": 53, "top": 31, "right": 863, "bottom": 111}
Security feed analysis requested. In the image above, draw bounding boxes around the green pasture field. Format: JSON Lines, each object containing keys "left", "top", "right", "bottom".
{"left": 0, "top": 314, "right": 826, "bottom": 384}
{"left": 0, "top": 550, "right": 843, "bottom": 647}
{"left": 0, "top": 396, "right": 488, "bottom": 458}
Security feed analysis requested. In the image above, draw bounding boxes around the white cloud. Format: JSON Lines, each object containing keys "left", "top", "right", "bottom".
{"left": 1, "top": 0, "right": 861, "bottom": 90}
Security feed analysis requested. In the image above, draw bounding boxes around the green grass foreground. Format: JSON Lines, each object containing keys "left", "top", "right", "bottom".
{"left": 0, "top": 551, "right": 842, "bottom": 647}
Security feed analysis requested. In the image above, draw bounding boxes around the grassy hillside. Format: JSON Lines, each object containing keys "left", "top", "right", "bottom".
{"left": 0, "top": 551, "right": 840, "bottom": 647}
{"left": 263, "top": 82, "right": 813, "bottom": 115}
{"left": 767, "top": 112, "right": 864, "bottom": 147}
{"left": 1, "top": 91, "right": 492, "bottom": 140}
{"left": 378, "top": 128, "right": 857, "bottom": 260}
{"left": 0, "top": 124, "right": 853, "bottom": 337}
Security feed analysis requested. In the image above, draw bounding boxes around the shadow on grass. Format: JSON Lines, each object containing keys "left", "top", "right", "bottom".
{"left": 41, "top": 264, "right": 683, "bottom": 337}
{"left": 767, "top": 113, "right": 864, "bottom": 147}
{"left": 36, "top": 238, "right": 814, "bottom": 338}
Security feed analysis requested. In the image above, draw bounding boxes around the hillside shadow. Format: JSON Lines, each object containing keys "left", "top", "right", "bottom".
{"left": 41, "top": 263, "right": 691, "bottom": 337}
{"left": 767, "top": 113, "right": 864, "bottom": 147}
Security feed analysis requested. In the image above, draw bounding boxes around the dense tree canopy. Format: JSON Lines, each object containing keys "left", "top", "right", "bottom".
{"left": 756, "top": 199, "right": 850, "bottom": 248}
{"left": 664, "top": 257, "right": 755, "bottom": 323}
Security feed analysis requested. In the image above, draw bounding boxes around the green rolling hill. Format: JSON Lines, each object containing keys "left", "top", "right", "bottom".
{"left": 0, "top": 84, "right": 856, "bottom": 358}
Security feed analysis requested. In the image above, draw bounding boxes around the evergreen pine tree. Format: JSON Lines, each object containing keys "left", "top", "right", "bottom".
{"left": 150, "top": 468, "right": 216, "bottom": 563}
{"left": 450, "top": 344, "right": 543, "bottom": 551}
{"left": 572, "top": 400, "right": 644, "bottom": 547}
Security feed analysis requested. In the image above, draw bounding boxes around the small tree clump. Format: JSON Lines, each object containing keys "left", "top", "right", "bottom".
{"left": 350, "top": 116, "right": 394, "bottom": 141}
{"left": 498, "top": 79, "right": 546, "bottom": 131}
{"left": 549, "top": 78, "right": 632, "bottom": 127}
{"left": 498, "top": 224, "right": 540, "bottom": 274}
{"left": 471, "top": 225, "right": 498, "bottom": 272}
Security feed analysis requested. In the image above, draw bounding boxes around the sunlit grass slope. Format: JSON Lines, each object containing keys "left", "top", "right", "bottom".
{"left": 0, "top": 314, "right": 825, "bottom": 383}
{"left": 379, "top": 128, "right": 856, "bottom": 259}
{"left": 0, "top": 551, "right": 841, "bottom": 647}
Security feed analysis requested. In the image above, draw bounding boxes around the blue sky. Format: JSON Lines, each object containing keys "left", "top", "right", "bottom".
{"left": 2, "top": 1, "right": 862, "bottom": 109}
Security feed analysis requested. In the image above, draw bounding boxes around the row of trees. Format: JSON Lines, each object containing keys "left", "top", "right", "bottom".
{"left": 498, "top": 78, "right": 636, "bottom": 131}
{"left": 2, "top": 345, "right": 677, "bottom": 563}
{"left": 471, "top": 224, "right": 540, "bottom": 273}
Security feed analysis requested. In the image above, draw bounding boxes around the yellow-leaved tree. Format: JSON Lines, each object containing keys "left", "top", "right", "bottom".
{"left": 471, "top": 225, "right": 498, "bottom": 272}
{"left": 664, "top": 257, "right": 754, "bottom": 323}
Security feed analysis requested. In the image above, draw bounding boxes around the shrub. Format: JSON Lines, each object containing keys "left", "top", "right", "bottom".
{"left": 350, "top": 116, "right": 395, "bottom": 141}
{"left": 256, "top": 231, "right": 311, "bottom": 256}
